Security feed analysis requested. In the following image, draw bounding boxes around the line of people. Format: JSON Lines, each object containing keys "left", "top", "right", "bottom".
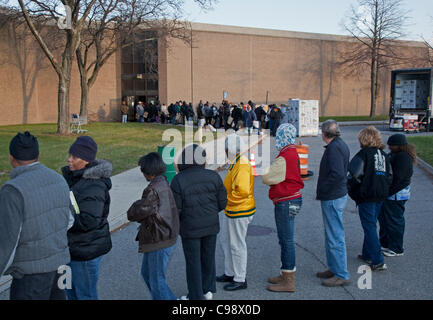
{"left": 0, "top": 121, "right": 416, "bottom": 300}
{"left": 121, "top": 99, "right": 285, "bottom": 136}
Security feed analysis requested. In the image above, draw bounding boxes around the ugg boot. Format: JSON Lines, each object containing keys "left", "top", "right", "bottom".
{"left": 266, "top": 271, "right": 295, "bottom": 292}
{"left": 268, "top": 272, "right": 284, "bottom": 284}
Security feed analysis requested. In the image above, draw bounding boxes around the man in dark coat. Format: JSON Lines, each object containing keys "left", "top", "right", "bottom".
{"left": 62, "top": 136, "right": 112, "bottom": 300}
{"left": 170, "top": 144, "right": 227, "bottom": 300}
{"left": 316, "top": 120, "right": 351, "bottom": 287}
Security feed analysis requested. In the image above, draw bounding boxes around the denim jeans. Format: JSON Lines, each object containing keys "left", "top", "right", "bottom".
{"left": 141, "top": 245, "right": 177, "bottom": 300}
{"left": 378, "top": 199, "right": 407, "bottom": 254}
{"left": 274, "top": 197, "right": 302, "bottom": 271}
{"left": 66, "top": 255, "right": 103, "bottom": 300}
{"left": 10, "top": 271, "right": 66, "bottom": 300}
{"left": 321, "top": 195, "right": 350, "bottom": 280}
{"left": 358, "top": 202, "right": 384, "bottom": 265}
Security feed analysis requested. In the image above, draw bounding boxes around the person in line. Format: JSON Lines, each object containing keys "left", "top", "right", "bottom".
{"left": 262, "top": 124, "right": 304, "bottom": 293}
{"left": 316, "top": 120, "right": 351, "bottom": 287}
{"left": 378, "top": 134, "right": 417, "bottom": 257}
{"left": 0, "top": 132, "right": 72, "bottom": 300}
{"left": 348, "top": 126, "right": 392, "bottom": 271}
{"left": 269, "top": 105, "right": 283, "bottom": 137}
{"left": 136, "top": 101, "right": 145, "bottom": 123}
{"left": 62, "top": 136, "right": 113, "bottom": 299}
{"left": 231, "top": 105, "right": 243, "bottom": 131}
{"left": 217, "top": 134, "right": 255, "bottom": 291}
{"left": 223, "top": 102, "right": 232, "bottom": 131}
{"left": 127, "top": 152, "right": 179, "bottom": 300}
{"left": 204, "top": 103, "right": 212, "bottom": 126}
{"left": 171, "top": 144, "right": 227, "bottom": 300}
{"left": 254, "top": 104, "right": 266, "bottom": 135}
{"left": 242, "top": 104, "right": 257, "bottom": 135}
{"left": 120, "top": 101, "right": 129, "bottom": 123}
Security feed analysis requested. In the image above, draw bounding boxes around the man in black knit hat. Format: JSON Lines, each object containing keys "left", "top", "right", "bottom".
{"left": 0, "top": 131, "right": 72, "bottom": 300}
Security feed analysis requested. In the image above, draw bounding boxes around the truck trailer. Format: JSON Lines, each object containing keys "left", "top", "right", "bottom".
{"left": 389, "top": 68, "right": 433, "bottom": 133}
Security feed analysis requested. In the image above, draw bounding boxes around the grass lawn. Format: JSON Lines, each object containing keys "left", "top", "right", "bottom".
{"left": 320, "top": 115, "right": 389, "bottom": 122}
{"left": 407, "top": 136, "right": 433, "bottom": 166}
{"left": 0, "top": 122, "right": 211, "bottom": 187}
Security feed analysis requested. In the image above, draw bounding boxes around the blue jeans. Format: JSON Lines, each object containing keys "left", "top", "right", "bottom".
{"left": 66, "top": 256, "right": 103, "bottom": 300}
{"left": 321, "top": 195, "right": 350, "bottom": 280}
{"left": 141, "top": 245, "right": 177, "bottom": 300}
{"left": 358, "top": 202, "right": 384, "bottom": 265}
{"left": 274, "top": 197, "right": 302, "bottom": 270}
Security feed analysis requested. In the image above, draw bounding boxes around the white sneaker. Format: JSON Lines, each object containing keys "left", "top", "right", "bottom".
{"left": 382, "top": 249, "right": 404, "bottom": 257}
{"left": 204, "top": 291, "right": 213, "bottom": 300}
{"left": 179, "top": 295, "right": 189, "bottom": 300}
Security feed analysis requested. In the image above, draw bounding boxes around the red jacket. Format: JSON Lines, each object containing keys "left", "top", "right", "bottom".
{"left": 268, "top": 145, "right": 304, "bottom": 204}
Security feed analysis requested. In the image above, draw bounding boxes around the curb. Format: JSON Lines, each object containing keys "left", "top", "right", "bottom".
{"left": 320, "top": 121, "right": 388, "bottom": 127}
{"left": 417, "top": 157, "right": 433, "bottom": 179}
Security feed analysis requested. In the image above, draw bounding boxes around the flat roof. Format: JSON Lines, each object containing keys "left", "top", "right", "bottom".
{"left": 190, "top": 22, "right": 425, "bottom": 48}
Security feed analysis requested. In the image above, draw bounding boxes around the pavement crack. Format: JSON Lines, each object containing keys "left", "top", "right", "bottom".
{"left": 295, "top": 242, "right": 356, "bottom": 300}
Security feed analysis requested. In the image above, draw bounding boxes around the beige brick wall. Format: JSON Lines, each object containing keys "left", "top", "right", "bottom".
{"left": 162, "top": 24, "right": 429, "bottom": 116}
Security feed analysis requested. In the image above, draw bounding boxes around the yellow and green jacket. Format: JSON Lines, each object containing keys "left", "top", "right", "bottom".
{"left": 224, "top": 154, "right": 256, "bottom": 218}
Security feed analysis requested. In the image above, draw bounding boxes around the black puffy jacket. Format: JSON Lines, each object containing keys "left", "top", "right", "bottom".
{"left": 62, "top": 160, "right": 113, "bottom": 261}
{"left": 348, "top": 147, "right": 392, "bottom": 204}
{"left": 170, "top": 147, "right": 227, "bottom": 239}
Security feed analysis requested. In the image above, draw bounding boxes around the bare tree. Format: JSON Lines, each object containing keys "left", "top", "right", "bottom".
{"left": 341, "top": 0, "right": 411, "bottom": 117}
{"left": 75, "top": 0, "right": 213, "bottom": 120}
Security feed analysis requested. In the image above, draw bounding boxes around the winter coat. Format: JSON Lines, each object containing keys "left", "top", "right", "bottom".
{"left": 262, "top": 145, "right": 304, "bottom": 204}
{"left": 170, "top": 151, "right": 227, "bottom": 239}
{"left": 242, "top": 109, "right": 257, "bottom": 128}
{"left": 387, "top": 151, "right": 413, "bottom": 196}
{"left": 127, "top": 175, "right": 179, "bottom": 253}
{"left": 316, "top": 137, "right": 350, "bottom": 201}
{"left": 224, "top": 155, "right": 256, "bottom": 218}
{"left": 62, "top": 160, "right": 113, "bottom": 261}
{"left": 347, "top": 147, "right": 392, "bottom": 204}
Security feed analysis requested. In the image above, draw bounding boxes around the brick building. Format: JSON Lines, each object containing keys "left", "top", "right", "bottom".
{"left": 0, "top": 21, "right": 429, "bottom": 125}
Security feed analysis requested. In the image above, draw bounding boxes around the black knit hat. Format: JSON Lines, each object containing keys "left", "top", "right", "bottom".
{"left": 69, "top": 136, "right": 98, "bottom": 162}
{"left": 387, "top": 134, "right": 408, "bottom": 146}
{"left": 9, "top": 131, "right": 39, "bottom": 161}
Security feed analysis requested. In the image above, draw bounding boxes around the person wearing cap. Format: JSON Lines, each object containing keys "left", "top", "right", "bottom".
{"left": 262, "top": 124, "right": 304, "bottom": 293}
{"left": 378, "top": 134, "right": 417, "bottom": 257}
{"left": 0, "top": 131, "right": 72, "bottom": 300}
{"left": 62, "top": 136, "right": 113, "bottom": 300}
{"left": 315, "top": 120, "right": 351, "bottom": 287}
{"left": 217, "top": 134, "right": 256, "bottom": 291}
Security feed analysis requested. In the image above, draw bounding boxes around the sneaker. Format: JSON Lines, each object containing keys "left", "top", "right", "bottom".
{"left": 382, "top": 250, "right": 404, "bottom": 257}
{"left": 357, "top": 255, "right": 372, "bottom": 265}
{"left": 203, "top": 292, "right": 213, "bottom": 300}
{"left": 370, "top": 263, "right": 388, "bottom": 271}
{"left": 179, "top": 295, "right": 189, "bottom": 300}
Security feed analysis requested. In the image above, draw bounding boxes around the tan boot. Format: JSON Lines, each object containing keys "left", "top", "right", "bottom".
{"left": 268, "top": 272, "right": 284, "bottom": 284}
{"left": 266, "top": 271, "right": 295, "bottom": 292}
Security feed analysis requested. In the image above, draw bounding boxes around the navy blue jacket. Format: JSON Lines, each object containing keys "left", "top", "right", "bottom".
{"left": 316, "top": 137, "right": 350, "bottom": 201}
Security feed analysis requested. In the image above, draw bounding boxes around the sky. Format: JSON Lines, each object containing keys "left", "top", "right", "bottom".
{"left": 183, "top": 0, "right": 433, "bottom": 42}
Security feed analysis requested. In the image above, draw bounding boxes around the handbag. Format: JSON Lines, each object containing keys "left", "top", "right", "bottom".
{"left": 253, "top": 120, "right": 259, "bottom": 129}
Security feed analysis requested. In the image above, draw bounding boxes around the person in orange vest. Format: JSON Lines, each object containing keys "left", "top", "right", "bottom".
{"left": 262, "top": 124, "right": 304, "bottom": 293}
